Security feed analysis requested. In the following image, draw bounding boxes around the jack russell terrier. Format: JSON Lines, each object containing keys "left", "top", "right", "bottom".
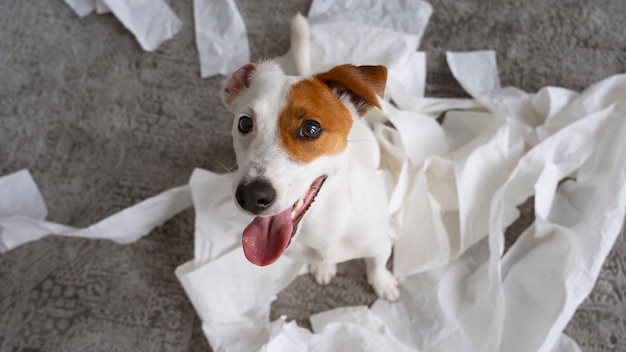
{"left": 221, "top": 14, "right": 399, "bottom": 301}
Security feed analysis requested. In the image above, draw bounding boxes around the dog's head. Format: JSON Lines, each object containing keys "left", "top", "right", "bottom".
{"left": 221, "top": 61, "right": 387, "bottom": 266}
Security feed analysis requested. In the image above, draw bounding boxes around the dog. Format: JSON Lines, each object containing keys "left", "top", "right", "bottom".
{"left": 220, "top": 14, "right": 399, "bottom": 301}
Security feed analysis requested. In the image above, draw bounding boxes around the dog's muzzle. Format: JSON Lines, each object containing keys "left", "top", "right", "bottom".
{"left": 235, "top": 178, "right": 276, "bottom": 215}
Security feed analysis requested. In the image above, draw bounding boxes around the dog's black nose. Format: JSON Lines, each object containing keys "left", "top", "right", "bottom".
{"left": 235, "top": 178, "right": 276, "bottom": 214}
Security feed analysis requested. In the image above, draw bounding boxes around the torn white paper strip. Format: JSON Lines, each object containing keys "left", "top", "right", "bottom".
{"left": 175, "top": 169, "right": 307, "bottom": 350}
{"left": 65, "top": 184, "right": 192, "bottom": 243}
{"left": 309, "top": 0, "right": 431, "bottom": 97}
{"left": 102, "top": 0, "right": 182, "bottom": 52}
{"left": 309, "top": 306, "right": 417, "bottom": 352}
{"left": 187, "top": 169, "right": 247, "bottom": 263}
{"left": 62, "top": 0, "right": 95, "bottom": 18}
{"left": 0, "top": 169, "right": 47, "bottom": 219}
{"left": 194, "top": 0, "right": 250, "bottom": 77}
{"left": 177, "top": 247, "right": 304, "bottom": 351}
{"left": 0, "top": 169, "right": 192, "bottom": 253}
{"left": 0, "top": 169, "right": 76, "bottom": 252}
{"left": 95, "top": 0, "right": 111, "bottom": 15}
{"left": 498, "top": 97, "right": 626, "bottom": 352}
{"left": 446, "top": 50, "right": 501, "bottom": 96}
{"left": 308, "top": 0, "right": 433, "bottom": 38}
{"left": 373, "top": 55, "right": 626, "bottom": 352}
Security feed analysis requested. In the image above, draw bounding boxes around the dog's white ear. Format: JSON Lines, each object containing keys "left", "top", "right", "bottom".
{"left": 222, "top": 63, "right": 257, "bottom": 111}
{"left": 314, "top": 64, "right": 387, "bottom": 117}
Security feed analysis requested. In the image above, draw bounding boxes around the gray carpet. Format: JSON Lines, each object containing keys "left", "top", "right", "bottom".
{"left": 1, "top": 0, "right": 625, "bottom": 351}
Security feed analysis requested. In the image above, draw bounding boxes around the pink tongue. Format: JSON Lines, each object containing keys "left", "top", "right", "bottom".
{"left": 242, "top": 207, "right": 293, "bottom": 266}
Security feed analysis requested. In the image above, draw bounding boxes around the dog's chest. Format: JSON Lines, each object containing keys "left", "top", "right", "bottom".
{"left": 284, "top": 176, "right": 352, "bottom": 263}
{"left": 284, "top": 164, "right": 389, "bottom": 264}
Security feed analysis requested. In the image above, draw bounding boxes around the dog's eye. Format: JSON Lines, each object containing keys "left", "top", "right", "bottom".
{"left": 298, "top": 120, "right": 323, "bottom": 140}
{"left": 238, "top": 115, "right": 253, "bottom": 134}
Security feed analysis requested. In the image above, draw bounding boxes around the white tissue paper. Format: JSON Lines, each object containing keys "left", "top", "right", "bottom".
{"left": 62, "top": 0, "right": 95, "bottom": 18}
{"left": 194, "top": 0, "right": 250, "bottom": 77}
{"left": 310, "top": 0, "right": 432, "bottom": 99}
{"left": 62, "top": 0, "right": 182, "bottom": 52}
{"left": 102, "top": 0, "right": 182, "bottom": 52}
{"left": 7, "top": 0, "right": 626, "bottom": 351}
{"left": 173, "top": 3, "right": 626, "bottom": 352}
{"left": 61, "top": 0, "right": 249, "bottom": 76}
{"left": 277, "top": 0, "right": 431, "bottom": 98}
{"left": 95, "top": 0, "right": 110, "bottom": 15}
{"left": 0, "top": 169, "right": 192, "bottom": 253}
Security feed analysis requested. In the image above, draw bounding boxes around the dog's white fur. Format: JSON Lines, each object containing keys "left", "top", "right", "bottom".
{"left": 222, "top": 14, "right": 399, "bottom": 301}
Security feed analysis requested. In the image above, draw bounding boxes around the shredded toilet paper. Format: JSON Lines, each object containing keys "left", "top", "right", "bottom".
{"left": 62, "top": 0, "right": 182, "bottom": 52}
{"left": 0, "top": 170, "right": 191, "bottom": 253}
{"left": 62, "top": 0, "right": 96, "bottom": 18}
{"left": 170, "top": 51, "right": 626, "bottom": 351}
{"left": 61, "top": 0, "right": 248, "bottom": 75}
{"left": 194, "top": 0, "right": 250, "bottom": 77}
{"left": 102, "top": 0, "right": 182, "bottom": 52}
{"left": 5, "top": 0, "right": 626, "bottom": 351}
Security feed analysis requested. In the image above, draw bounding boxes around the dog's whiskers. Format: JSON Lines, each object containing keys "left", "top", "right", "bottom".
{"left": 211, "top": 159, "right": 238, "bottom": 173}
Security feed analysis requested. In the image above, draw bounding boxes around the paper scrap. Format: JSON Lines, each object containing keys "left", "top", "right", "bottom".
{"left": 0, "top": 169, "right": 47, "bottom": 220}
{"left": 102, "top": 0, "right": 182, "bottom": 52}
{"left": 0, "top": 169, "right": 192, "bottom": 253}
{"left": 309, "top": 0, "right": 432, "bottom": 98}
{"left": 62, "top": 0, "right": 95, "bottom": 18}
{"left": 194, "top": 0, "right": 250, "bottom": 77}
{"left": 308, "top": 0, "right": 433, "bottom": 38}
{"left": 62, "top": 0, "right": 182, "bottom": 51}
{"left": 370, "top": 53, "right": 626, "bottom": 352}
{"left": 95, "top": 0, "right": 111, "bottom": 15}
{"left": 446, "top": 51, "right": 501, "bottom": 96}
{"left": 61, "top": 0, "right": 250, "bottom": 75}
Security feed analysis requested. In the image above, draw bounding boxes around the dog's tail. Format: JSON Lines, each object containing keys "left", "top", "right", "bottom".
{"left": 290, "top": 13, "right": 311, "bottom": 76}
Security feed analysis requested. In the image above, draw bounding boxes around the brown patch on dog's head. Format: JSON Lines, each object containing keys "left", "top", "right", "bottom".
{"left": 279, "top": 78, "right": 353, "bottom": 164}
{"left": 279, "top": 64, "right": 387, "bottom": 164}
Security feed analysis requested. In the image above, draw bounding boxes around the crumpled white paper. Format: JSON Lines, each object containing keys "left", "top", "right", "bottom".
{"left": 277, "top": 0, "right": 431, "bottom": 99}
{"left": 0, "top": 169, "right": 192, "bottom": 253}
{"left": 63, "top": 0, "right": 96, "bottom": 18}
{"left": 95, "top": 0, "right": 111, "bottom": 15}
{"left": 172, "top": 54, "right": 626, "bottom": 352}
{"left": 6, "top": 1, "right": 626, "bottom": 351}
{"left": 311, "top": 0, "right": 431, "bottom": 99}
{"left": 368, "top": 52, "right": 626, "bottom": 352}
{"left": 62, "top": 0, "right": 182, "bottom": 52}
{"left": 102, "top": 0, "right": 182, "bottom": 52}
{"left": 194, "top": 0, "right": 250, "bottom": 77}
{"left": 172, "top": 4, "right": 626, "bottom": 352}
{"left": 61, "top": 0, "right": 249, "bottom": 75}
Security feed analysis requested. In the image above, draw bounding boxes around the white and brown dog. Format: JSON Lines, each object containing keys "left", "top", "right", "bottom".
{"left": 221, "top": 15, "right": 399, "bottom": 301}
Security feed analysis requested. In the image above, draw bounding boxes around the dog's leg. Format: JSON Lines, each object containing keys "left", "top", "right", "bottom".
{"left": 365, "top": 244, "right": 400, "bottom": 301}
{"left": 309, "top": 263, "right": 337, "bottom": 285}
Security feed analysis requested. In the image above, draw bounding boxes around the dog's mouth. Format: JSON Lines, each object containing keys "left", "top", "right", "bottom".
{"left": 242, "top": 175, "right": 327, "bottom": 266}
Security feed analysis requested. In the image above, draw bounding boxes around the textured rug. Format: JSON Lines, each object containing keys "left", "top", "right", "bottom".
{"left": 1, "top": 0, "right": 624, "bottom": 351}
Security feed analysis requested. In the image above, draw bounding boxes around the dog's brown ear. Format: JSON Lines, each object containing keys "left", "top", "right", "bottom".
{"left": 314, "top": 64, "right": 387, "bottom": 117}
{"left": 222, "top": 63, "right": 257, "bottom": 110}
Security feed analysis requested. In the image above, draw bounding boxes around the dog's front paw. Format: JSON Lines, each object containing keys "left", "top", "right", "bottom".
{"left": 309, "top": 263, "right": 337, "bottom": 285}
{"left": 368, "top": 269, "right": 400, "bottom": 302}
